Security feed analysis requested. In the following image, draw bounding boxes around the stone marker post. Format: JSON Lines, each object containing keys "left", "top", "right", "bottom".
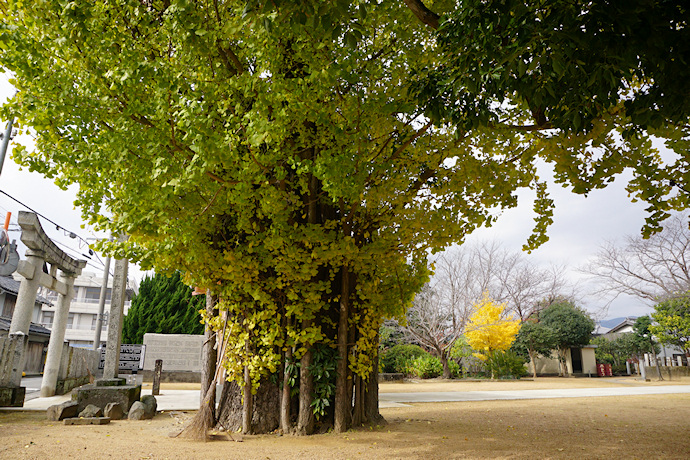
{"left": 3, "top": 249, "right": 45, "bottom": 388}
{"left": 152, "top": 359, "right": 163, "bottom": 396}
{"left": 40, "top": 272, "right": 78, "bottom": 397}
{"left": 102, "top": 254, "right": 128, "bottom": 381}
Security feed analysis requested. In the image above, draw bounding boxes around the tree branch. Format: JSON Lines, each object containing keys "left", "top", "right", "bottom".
{"left": 402, "top": 0, "right": 440, "bottom": 30}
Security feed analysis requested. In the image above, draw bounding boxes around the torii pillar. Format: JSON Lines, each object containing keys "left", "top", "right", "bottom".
{"left": 40, "top": 270, "right": 79, "bottom": 397}
{"left": 0, "top": 212, "right": 85, "bottom": 406}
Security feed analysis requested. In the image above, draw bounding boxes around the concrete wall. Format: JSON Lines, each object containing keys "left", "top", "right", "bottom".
{"left": 530, "top": 350, "right": 561, "bottom": 375}
{"left": 643, "top": 365, "right": 690, "bottom": 379}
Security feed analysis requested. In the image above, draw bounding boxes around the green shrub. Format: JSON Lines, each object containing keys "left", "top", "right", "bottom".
{"left": 380, "top": 344, "right": 427, "bottom": 373}
{"left": 449, "top": 360, "right": 461, "bottom": 378}
{"left": 484, "top": 350, "right": 528, "bottom": 379}
{"left": 405, "top": 354, "right": 443, "bottom": 379}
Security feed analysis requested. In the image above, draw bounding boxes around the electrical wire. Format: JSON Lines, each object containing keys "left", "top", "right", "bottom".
{"left": 55, "top": 242, "right": 113, "bottom": 277}
{"left": 0, "top": 188, "right": 99, "bottom": 252}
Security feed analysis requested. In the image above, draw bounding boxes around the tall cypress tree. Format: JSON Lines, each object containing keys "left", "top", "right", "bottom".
{"left": 123, "top": 272, "right": 205, "bottom": 344}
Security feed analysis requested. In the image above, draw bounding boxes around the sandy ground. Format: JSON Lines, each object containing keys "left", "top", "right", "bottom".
{"left": 2, "top": 377, "right": 689, "bottom": 460}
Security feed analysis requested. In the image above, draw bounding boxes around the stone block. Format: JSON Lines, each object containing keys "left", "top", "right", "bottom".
{"left": 71, "top": 383, "right": 141, "bottom": 413}
{"left": 0, "top": 386, "right": 26, "bottom": 407}
{"left": 140, "top": 395, "right": 157, "bottom": 418}
{"left": 64, "top": 417, "right": 111, "bottom": 425}
{"left": 79, "top": 404, "right": 103, "bottom": 418}
{"left": 95, "top": 378, "right": 126, "bottom": 387}
{"left": 47, "top": 401, "right": 79, "bottom": 421}
{"left": 56, "top": 376, "right": 91, "bottom": 395}
{"left": 378, "top": 373, "right": 404, "bottom": 382}
{"left": 127, "top": 401, "right": 147, "bottom": 420}
{"left": 104, "top": 402, "right": 124, "bottom": 420}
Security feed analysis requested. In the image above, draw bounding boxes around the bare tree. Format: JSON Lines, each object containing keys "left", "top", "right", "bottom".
{"left": 403, "top": 284, "right": 462, "bottom": 378}
{"left": 582, "top": 214, "right": 690, "bottom": 303}
{"left": 435, "top": 242, "right": 575, "bottom": 321}
{"left": 401, "top": 242, "right": 574, "bottom": 377}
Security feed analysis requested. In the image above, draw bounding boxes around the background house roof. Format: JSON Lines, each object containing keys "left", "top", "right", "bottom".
{"left": 0, "top": 275, "right": 52, "bottom": 305}
{"left": 0, "top": 316, "right": 51, "bottom": 337}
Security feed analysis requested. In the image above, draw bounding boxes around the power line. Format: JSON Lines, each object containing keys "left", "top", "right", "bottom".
{"left": 0, "top": 188, "right": 97, "bottom": 251}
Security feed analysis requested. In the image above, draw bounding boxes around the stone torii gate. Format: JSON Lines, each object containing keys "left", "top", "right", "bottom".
{"left": 0, "top": 211, "right": 86, "bottom": 405}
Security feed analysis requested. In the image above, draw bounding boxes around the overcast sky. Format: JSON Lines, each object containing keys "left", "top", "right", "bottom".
{"left": 0, "top": 77, "right": 661, "bottom": 322}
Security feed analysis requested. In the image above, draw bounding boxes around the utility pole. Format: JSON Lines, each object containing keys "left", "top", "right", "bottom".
{"left": 92, "top": 246, "right": 112, "bottom": 350}
{"left": 0, "top": 118, "right": 15, "bottom": 177}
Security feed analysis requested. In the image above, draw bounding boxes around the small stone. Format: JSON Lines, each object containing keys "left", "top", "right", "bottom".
{"left": 140, "top": 395, "right": 157, "bottom": 418}
{"left": 128, "top": 401, "right": 147, "bottom": 420}
{"left": 79, "top": 404, "right": 103, "bottom": 418}
{"left": 104, "top": 402, "right": 124, "bottom": 420}
{"left": 47, "top": 401, "right": 79, "bottom": 421}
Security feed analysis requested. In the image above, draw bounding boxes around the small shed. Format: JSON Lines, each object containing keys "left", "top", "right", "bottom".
{"left": 529, "top": 345, "right": 598, "bottom": 376}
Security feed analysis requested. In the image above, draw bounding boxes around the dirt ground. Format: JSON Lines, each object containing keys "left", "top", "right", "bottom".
{"left": 1, "top": 377, "right": 689, "bottom": 459}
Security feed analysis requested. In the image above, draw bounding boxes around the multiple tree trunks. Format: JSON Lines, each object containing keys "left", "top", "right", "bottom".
{"left": 215, "top": 365, "right": 382, "bottom": 435}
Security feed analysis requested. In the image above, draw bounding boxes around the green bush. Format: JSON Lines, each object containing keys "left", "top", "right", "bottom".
{"left": 484, "top": 350, "right": 527, "bottom": 379}
{"left": 449, "top": 360, "right": 461, "bottom": 378}
{"left": 405, "top": 355, "right": 443, "bottom": 379}
{"left": 380, "top": 344, "right": 427, "bottom": 373}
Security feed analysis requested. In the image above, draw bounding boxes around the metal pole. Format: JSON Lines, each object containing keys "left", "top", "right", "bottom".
{"left": 92, "top": 253, "right": 112, "bottom": 350}
{"left": 0, "top": 118, "right": 15, "bottom": 177}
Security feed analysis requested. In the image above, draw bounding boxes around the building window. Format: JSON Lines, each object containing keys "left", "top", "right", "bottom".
{"left": 42, "top": 311, "right": 54, "bottom": 328}
{"left": 84, "top": 287, "right": 111, "bottom": 304}
{"left": 66, "top": 313, "right": 76, "bottom": 329}
{"left": 91, "top": 313, "right": 108, "bottom": 330}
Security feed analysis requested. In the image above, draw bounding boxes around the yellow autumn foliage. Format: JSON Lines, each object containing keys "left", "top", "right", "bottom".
{"left": 465, "top": 293, "right": 520, "bottom": 360}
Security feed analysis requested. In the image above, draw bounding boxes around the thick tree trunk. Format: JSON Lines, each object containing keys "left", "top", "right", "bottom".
{"left": 242, "top": 362, "right": 253, "bottom": 434}
{"left": 216, "top": 379, "right": 280, "bottom": 434}
{"left": 295, "top": 166, "right": 317, "bottom": 436}
{"left": 297, "top": 346, "right": 315, "bottom": 435}
{"left": 352, "top": 374, "right": 363, "bottom": 426}
{"left": 364, "top": 342, "right": 384, "bottom": 425}
{"left": 280, "top": 347, "right": 293, "bottom": 434}
{"left": 200, "top": 293, "right": 218, "bottom": 413}
{"left": 440, "top": 350, "right": 451, "bottom": 379}
{"left": 334, "top": 267, "right": 351, "bottom": 433}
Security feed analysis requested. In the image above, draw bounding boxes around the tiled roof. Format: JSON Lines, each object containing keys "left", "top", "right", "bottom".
{"left": 0, "top": 275, "right": 52, "bottom": 305}
{"left": 0, "top": 315, "right": 52, "bottom": 337}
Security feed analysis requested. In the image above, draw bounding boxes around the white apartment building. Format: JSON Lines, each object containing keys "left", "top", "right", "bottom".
{"left": 37, "top": 271, "right": 137, "bottom": 347}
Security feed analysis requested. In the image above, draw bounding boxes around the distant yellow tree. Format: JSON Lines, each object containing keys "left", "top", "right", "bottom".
{"left": 465, "top": 293, "right": 520, "bottom": 378}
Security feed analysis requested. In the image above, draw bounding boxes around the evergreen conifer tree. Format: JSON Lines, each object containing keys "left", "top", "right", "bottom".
{"left": 123, "top": 272, "right": 204, "bottom": 344}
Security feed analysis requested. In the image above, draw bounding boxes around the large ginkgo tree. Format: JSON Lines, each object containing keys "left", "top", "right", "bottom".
{"left": 1, "top": 0, "right": 687, "bottom": 435}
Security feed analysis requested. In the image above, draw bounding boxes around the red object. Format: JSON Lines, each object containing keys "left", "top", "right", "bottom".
{"left": 604, "top": 363, "right": 613, "bottom": 376}
{"left": 597, "top": 363, "right": 606, "bottom": 377}
{"left": 4, "top": 212, "right": 10, "bottom": 231}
